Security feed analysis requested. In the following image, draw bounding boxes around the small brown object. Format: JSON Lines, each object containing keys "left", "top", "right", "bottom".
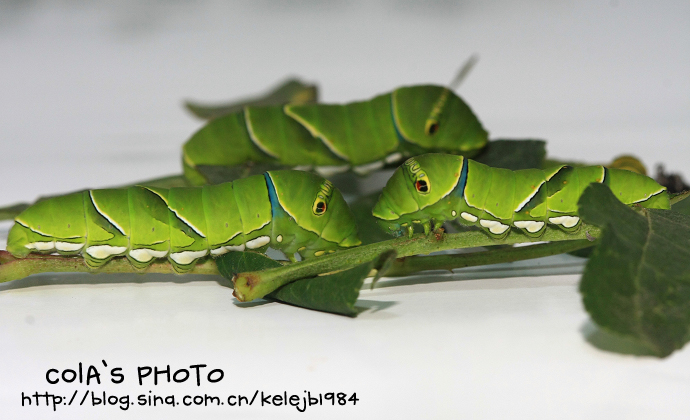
{"left": 434, "top": 227, "right": 445, "bottom": 241}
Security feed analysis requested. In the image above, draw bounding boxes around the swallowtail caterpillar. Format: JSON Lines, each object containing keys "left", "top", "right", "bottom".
{"left": 372, "top": 154, "right": 670, "bottom": 238}
{"left": 6, "top": 171, "right": 361, "bottom": 273}
{"left": 182, "top": 85, "right": 488, "bottom": 184}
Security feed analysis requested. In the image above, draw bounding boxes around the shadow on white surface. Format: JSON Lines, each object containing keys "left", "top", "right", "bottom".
{"left": 233, "top": 298, "right": 273, "bottom": 308}
{"left": 353, "top": 299, "right": 398, "bottom": 313}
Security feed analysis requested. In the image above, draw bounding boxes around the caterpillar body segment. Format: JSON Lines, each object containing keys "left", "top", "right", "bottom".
{"left": 7, "top": 171, "right": 361, "bottom": 273}
{"left": 183, "top": 85, "right": 488, "bottom": 184}
{"left": 372, "top": 154, "right": 670, "bottom": 239}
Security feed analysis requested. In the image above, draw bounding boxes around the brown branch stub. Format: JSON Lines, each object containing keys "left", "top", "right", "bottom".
{"left": 241, "top": 273, "right": 260, "bottom": 290}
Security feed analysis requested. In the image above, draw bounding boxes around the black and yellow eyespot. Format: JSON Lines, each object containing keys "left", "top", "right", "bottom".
{"left": 403, "top": 158, "right": 431, "bottom": 195}
{"left": 424, "top": 88, "right": 450, "bottom": 136}
{"left": 425, "top": 120, "right": 440, "bottom": 135}
{"left": 313, "top": 198, "right": 327, "bottom": 215}
{"left": 312, "top": 180, "right": 334, "bottom": 216}
{"left": 415, "top": 179, "right": 429, "bottom": 193}
{"left": 414, "top": 172, "right": 431, "bottom": 194}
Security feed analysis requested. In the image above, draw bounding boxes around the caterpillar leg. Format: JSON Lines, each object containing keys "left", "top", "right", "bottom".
{"left": 83, "top": 245, "right": 128, "bottom": 269}
{"left": 169, "top": 250, "right": 209, "bottom": 273}
{"left": 477, "top": 218, "right": 511, "bottom": 239}
{"left": 547, "top": 214, "right": 581, "bottom": 233}
{"left": 422, "top": 219, "right": 446, "bottom": 236}
{"left": 512, "top": 220, "right": 547, "bottom": 238}
{"left": 423, "top": 221, "right": 432, "bottom": 235}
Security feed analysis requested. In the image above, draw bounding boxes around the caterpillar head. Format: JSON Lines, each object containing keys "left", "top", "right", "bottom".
{"left": 310, "top": 178, "right": 361, "bottom": 248}
{"left": 392, "top": 85, "right": 488, "bottom": 155}
{"left": 266, "top": 171, "right": 361, "bottom": 249}
{"left": 372, "top": 154, "right": 465, "bottom": 234}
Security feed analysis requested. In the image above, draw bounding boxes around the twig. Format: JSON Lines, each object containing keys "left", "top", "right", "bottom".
{"left": 0, "top": 251, "right": 219, "bottom": 284}
{"left": 383, "top": 239, "right": 593, "bottom": 277}
{"left": 232, "top": 225, "right": 601, "bottom": 302}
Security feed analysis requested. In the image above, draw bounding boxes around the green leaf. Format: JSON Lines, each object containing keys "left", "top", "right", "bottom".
{"left": 216, "top": 251, "right": 396, "bottom": 317}
{"left": 671, "top": 190, "right": 690, "bottom": 216}
{"left": 578, "top": 183, "right": 690, "bottom": 357}
{"left": 185, "top": 78, "right": 318, "bottom": 120}
{"left": 474, "top": 139, "right": 546, "bottom": 170}
{"left": 271, "top": 250, "right": 396, "bottom": 317}
{"left": 372, "top": 250, "right": 397, "bottom": 283}
{"left": 215, "top": 251, "right": 282, "bottom": 276}
{"left": 268, "top": 262, "right": 371, "bottom": 317}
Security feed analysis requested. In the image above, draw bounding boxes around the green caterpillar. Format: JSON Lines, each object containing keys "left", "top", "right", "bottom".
{"left": 183, "top": 85, "right": 488, "bottom": 184}
{"left": 6, "top": 171, "right": 361, "bottom": 273}
{"left": 373, "top": 154, "right": 670, "bottom": 238}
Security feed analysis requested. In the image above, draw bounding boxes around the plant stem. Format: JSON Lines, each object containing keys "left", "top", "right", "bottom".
{"left": 232, "top": 224, "right": 601, "bottom": 302}
{"left": 0, "top": 227, "right": 598, "bottom": 293}
{"left": 384, "top": 239, "right": 592, "bottom": 277}
{"left": 0, "top": 251, "right": 219, "bottom": 283}
{"left": 671, "top": 190, "right": 690, "bottom": 206}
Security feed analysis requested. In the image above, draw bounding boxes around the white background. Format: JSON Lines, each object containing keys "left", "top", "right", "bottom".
{"left": 0, "top": 1, "right": 689, "bottom": 419}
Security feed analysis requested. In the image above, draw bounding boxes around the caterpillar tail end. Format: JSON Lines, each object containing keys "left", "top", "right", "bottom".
{"left": 639, "top": 190, "right": 670, "bottom": 210}
{"left": 6, "top": 223, "right": 32, "bottom": 258}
